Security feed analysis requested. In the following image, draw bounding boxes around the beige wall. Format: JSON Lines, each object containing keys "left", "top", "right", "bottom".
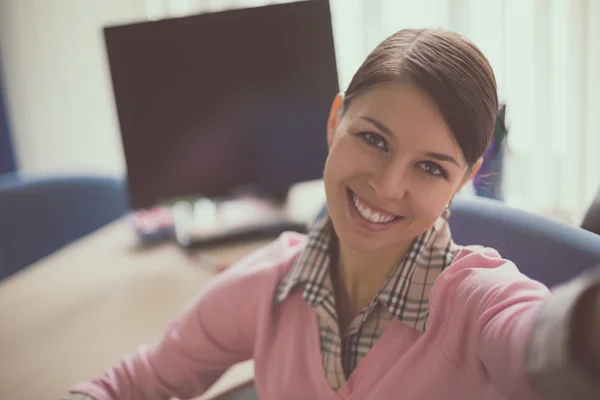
{"left": 0, "top": 0, "right": 150, "bottom": 176}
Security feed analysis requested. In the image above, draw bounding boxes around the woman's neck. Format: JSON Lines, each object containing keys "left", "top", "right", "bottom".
{"left": 330, "top": 236, "right": 413, "bottom": 326}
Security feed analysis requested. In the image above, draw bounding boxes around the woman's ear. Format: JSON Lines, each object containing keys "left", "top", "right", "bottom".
{"left": 327, "top": 93, "right": 344, "bottom": 147}
{"left": 466, "top": 158, "right": 483, "bottom": 182}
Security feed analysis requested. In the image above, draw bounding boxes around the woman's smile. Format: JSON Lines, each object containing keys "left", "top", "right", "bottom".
{"left": 346, "top": 188, "right": 405, "bottom": 232}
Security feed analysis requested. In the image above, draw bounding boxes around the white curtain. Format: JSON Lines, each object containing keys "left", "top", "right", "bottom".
{"left": 1, "top": 0, "right": 597, "bottom": 222}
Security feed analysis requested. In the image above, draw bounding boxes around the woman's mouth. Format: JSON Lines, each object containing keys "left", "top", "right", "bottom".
{"left": 347, "top": 189, "right": 403, "bottom": 228}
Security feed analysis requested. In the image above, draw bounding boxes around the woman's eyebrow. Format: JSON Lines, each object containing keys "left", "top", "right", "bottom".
{"left": 425, "top": 152, "right": 460, "bottom": 167}
{"left": 359, "top": 116, "right": 394, "bottom": 138}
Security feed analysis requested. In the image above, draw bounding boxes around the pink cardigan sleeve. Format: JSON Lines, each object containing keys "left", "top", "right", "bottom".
{"left": 69, "top": 237, "right": 295, "bottom": 400}
{"left": 430, "top": 246, "right": 551, "bottom": 399}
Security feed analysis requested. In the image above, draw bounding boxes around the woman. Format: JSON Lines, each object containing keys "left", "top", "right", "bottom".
{"left": 65, "top": 29, "right": 600, "bottom": 400}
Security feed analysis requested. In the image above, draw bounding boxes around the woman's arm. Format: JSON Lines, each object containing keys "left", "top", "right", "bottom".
{"left": 68, "top": 274, "right": 253, "bottom": 400}
{"left": 65, "top": 238, "right": 290, "bottom": 400}
{"left": 525, "top": 268, "right": 600, "bottom": 399}
{"left": 433, "top": 247, "right": 600, "bottom": 399}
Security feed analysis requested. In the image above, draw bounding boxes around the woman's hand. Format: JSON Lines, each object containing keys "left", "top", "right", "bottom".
{"left": 526, "top": 266, "right": 600, "bottom": 399}
{"left": 572, "top": 283, "right": 600, "bottom": 376}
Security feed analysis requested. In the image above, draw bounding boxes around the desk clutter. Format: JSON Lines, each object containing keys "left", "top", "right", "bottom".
{"left": 129, "top": 195, "right": 308, "bottom": 249}
{"left": 129, "top": 205, "right": 175, "bottom": 244}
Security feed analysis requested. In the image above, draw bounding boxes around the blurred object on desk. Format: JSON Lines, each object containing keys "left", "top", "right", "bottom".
{"left": 285, "top": 179, "right": 327, "bottom": 225}
{"left": 129, "top": 205, "right": 175, "bottom": 244}
{"left": 172, "top": 194, "right": 307, "bottom": 249}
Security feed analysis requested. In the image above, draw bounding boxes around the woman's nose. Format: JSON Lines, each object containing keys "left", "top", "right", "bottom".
{"left": 368, "top": 162, "right": 409, "bottom": 202}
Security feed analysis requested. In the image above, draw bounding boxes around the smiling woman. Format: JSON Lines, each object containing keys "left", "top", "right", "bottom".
{"left": 320, "top": 29, "right": 498, "bottom": 364}
{"left": 64, "top": 28, "right": 600, "bottom": 400}
{"left": 321, "top": 31, "right": 496, "bottom": 311}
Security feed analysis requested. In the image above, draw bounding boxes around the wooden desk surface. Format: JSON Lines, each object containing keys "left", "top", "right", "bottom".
{"left": 0, "top": 218, "right": 274, "bottom": 400}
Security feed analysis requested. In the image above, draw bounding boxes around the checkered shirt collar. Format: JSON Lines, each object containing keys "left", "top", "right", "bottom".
{"left": 274, "top": 214, "right": 458, "bottom": 332}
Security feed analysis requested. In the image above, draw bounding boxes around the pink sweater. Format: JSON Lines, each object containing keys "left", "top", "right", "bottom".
{"left": 71, "top": 232, "right": 551, "bottom": 400}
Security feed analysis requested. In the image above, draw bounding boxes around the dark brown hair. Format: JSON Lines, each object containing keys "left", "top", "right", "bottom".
{"left": 342, "top": 29, "right": 498, "bottom": 167}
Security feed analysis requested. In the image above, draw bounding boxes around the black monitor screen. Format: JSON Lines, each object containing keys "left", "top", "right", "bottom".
{"left": 103, "top": 0, "right": 339, "bottom": 209}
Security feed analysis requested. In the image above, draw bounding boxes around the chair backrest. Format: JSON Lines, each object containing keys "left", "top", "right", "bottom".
{"left": 0, "top": 174, "right": 129, "bottom": 280}
{"left": 581, "top": 187, "right": 600, "bottom": 235}
{"left": 315, "top": 197, "right": 600, "bottom": 288}
{"left": 448, "top": 197, "right": 600, "bottom": 288}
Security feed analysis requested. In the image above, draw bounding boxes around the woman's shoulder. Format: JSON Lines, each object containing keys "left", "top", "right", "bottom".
{"left": 448, "top": 244, "right": 517, "bottom": 273}
{"left": 178, "top": 232, "right": 309, "bottom": 335}
{"left": 429, "top": 243, "right": 550, "bottom": 328}
{"left": 208, "top": 231, "right": 309, "bottom": 293}
{"left": 433, "top": 243, "right": 549, "bottom": 300}
{"left": 452, "top": 244, "right": 506, "bottom": 267}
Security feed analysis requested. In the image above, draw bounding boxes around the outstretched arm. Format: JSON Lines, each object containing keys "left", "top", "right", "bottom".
{"left": 62, "top": 238, "right": 288, "bottom": 400}
{"left": 525, "top": 267, "right": 600, "bottom": 399}
{"left": 435, "top": 247, "right": 600, "bottom": 399}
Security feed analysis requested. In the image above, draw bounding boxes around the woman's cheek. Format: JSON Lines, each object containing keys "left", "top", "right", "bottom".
{"left": 409, "top": 182, "right": 451, "bottom": 221}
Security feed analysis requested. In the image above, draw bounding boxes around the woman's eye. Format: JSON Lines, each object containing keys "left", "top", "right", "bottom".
{"left": 360, "top": 132, "right": 388, "bottom": 151}
{"left": 418, "top": 161, "right": 447, "bottom": 178}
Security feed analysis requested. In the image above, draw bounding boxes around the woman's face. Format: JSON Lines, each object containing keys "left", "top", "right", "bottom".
{"left": 323, "top": 82, "right": 477, "bottom": 254}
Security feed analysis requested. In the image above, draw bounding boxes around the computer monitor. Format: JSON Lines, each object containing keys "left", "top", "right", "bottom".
{"left": 103, "top": 0, "right": 339, "bottom": 210}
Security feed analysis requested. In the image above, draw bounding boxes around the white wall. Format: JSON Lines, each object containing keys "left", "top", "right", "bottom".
{"left": 0, "top": 0, "right": 151, "bottom": 176}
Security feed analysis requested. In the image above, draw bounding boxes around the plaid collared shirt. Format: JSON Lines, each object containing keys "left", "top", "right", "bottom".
{"left": 274, "top": 215, "right": 459, "bottom": 390}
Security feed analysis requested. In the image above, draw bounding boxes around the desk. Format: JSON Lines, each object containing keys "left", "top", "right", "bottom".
{"left": 0, "top": 218, "right": 272, "bottom": 400}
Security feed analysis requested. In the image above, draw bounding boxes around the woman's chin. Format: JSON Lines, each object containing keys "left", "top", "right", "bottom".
{"left": 331, "top": 213, "right": 418, "bottom": 256}
{"left": 334, "top": 224, "right": 398, "bottom": 253}
{"left": 348, "top": 240, "right": 390, "bottom": 253}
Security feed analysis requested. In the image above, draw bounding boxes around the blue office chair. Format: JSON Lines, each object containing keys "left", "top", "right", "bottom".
{"left": 0, "top": 173, "right": 129, "bottom": 280}
{"left": 448, "top": 197, "right": 600, "bottom": 288}
{"left": 582, "top": 187, "right": 600, "bottom": 235}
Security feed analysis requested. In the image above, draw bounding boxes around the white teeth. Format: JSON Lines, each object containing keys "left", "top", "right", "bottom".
{"left": 351, "top": 193, "right": 396, "bottom": 224}
{"left": 363, "top": 208, "right": 372, "bottom": 219}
